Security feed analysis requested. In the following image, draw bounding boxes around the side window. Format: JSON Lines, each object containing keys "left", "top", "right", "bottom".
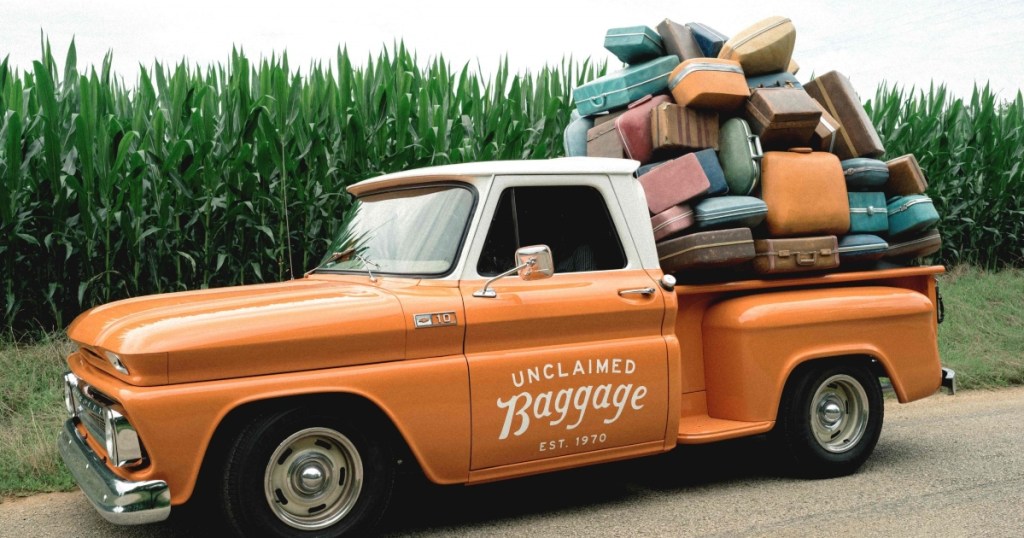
{"left": 477, "top": 186, "right": 627, "bottom": 276}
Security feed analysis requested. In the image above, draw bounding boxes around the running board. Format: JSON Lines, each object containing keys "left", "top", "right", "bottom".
{"left": 677, "top": 416, "right": 774, "bottom": 445}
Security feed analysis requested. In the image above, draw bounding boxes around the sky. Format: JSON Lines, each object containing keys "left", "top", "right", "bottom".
{"left": 2, "top": 0, "right": 1024, "bottom": 101}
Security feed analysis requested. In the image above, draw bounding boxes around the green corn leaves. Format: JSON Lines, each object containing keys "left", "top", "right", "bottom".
{"left": 0, "top": 42, "right": 604, "bottom": 333}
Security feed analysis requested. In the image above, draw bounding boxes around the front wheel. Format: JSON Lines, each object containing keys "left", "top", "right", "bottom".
{"left": 775, "top": 361, "right": 884, "bottom": 478}
{"left": 221, "top": 408, "right": 396, "bottom": 537}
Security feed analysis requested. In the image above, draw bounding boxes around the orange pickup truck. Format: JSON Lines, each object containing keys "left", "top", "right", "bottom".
{"left": 58, "top": 158, "right": 954, "bottom": 536}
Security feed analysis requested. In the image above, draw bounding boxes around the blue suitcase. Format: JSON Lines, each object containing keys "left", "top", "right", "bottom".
{"left": 686, "top": 22, "right": 728, "bottom": 58}
{"left": 847, "top": 192, "right": 888, "bottom": 234}
{"left": 842, "top": 158, "right": 889, "bottom": 190}
{"left": 693, "top": 148, "right": 729, "bottom": 197}
{"left": 636, "top": 160, "right": 668, "bottom": 177}
{"left": 838, "top": 234, "right": 889, "bottom": 263}
{"left": 746, "top": 71, "right": 802, "bottom": 90}
{"left": 887, "top": 195, "right": 940, "bottom": 238}
{"left": 694, "top": 195, "right": 767, "bottom": 230}
{"left": 563, "top": 109, "right": 594, "bottom": 157}
{"left": 573, "top": 55, "right": 679, "bottom": 116}
{"left": 605, "top": 26, "right": 665, "bottom": 65}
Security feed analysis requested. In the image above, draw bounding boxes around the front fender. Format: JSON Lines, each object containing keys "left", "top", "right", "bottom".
{"left": 701, "top": 286, "right": 940, "bottom": 423}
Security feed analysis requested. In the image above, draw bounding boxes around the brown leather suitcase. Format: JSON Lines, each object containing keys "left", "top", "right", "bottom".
{"left": 651, "top": 203, "right": 696, "bottom": 241}
{"left": 616, "top": 94, "right": 672, "bottom": 164}
{"left": 658, "top": 227, "right": 755, "bottom": 272}
{"left": 885, "top": 154, "right": 929, "bottom": 197}
{"left": 657, "top": 19, "right": 704, "bottom": 61}
{"left": 753, "top": 236, "right": 839, "bottom": 274}
{"left": 745, "top": 88, "right": 821, "bottom": 150}
{"left": 586, "top": 121, "right": 625, "bottom": 158}
{"left": 651, "top": 102, "right": 719, "bottom": 155}
{"left": 638, "top": 153, "right": 711, "bottom": 214}
{"left": 669, "top": 58, "right": 749, "bottom": 111}
{"left": 717, "top": 16, "right": 796, "bottom": 76}
{"left": 760, "top": 148, "right": 850, "bottom": 237}
{"left": 809, "top": 99, "right": 841, "bottom": 153}
{"left": 804, "top": 71, "right": 885, "bottom": 160}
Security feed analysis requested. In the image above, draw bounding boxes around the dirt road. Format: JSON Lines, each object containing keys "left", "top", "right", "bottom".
{"left": 3, "top": 386, "right": 1022, "bottom": 536}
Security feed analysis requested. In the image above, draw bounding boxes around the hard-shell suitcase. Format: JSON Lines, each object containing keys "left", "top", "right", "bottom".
{"left": 657, "top": 19, "right": 704, "bottom": 61}
{"left": 887, "top": 195, "right": 939, "bottom": 238}
{"left": 745, "top": 71, "right": 802, "bottom": 90}
{"left": 717, "top": 118, "right": 762, "bottom": 195}
{"left": 810, "top": 99, "right": 840, "bottom": 153}
{"left": 573, "top": 55, "right": 679, "bottom": 116}
{"left": 635, "top": 160, "right": 667, "bottom": 177}
{"left": 847, "top": 192, "right": 889, "bottom": 234}
{"left": 804, "top": 71, "right": 885, "bottom": 160}
{"left": 693, "top": 195, "right": 767, "bottom": 230}
{"left": 885, "top": 228, "right": 941, "bottom": 260}
{"left": 616, "top": 94, "right": 673, "bottom": 164}
{"left": 718, "top": 16, "right": 796, "bottom": 77}
{"left": 650, "top": 102, "right": 719, "bottom": 155}
{"left": 693, "top": 148, "right": 729, "bottom": 196}
{"left": 593, "top": 108, "right": 628, "bottom": 126}
{"left": 838, "top": 234, "right": 889, "bottom": 263}
{"left": 744, "top": 88, "right": 821, "bottom": 150}
{"left": 760, "top": 148, "right": 850, "bottom": 237}
{"left": 787, "top": 58, "right": 800, "bottom": 75}
{"left": 604, "top": 26, "right": 665, "bottom": 65}
{"left": 586, "top": 121, "right": 625, "bottom": 158}
{"left": 669, "top": 58, "right": 749, "bottom": 111}
{"left": 753, "top": 235, "right": 839, "bottom": 274}
{"left": 638, "top": 153, "right": 711, "bottom": 214}
{"left": 686, "top": 22, "right": 728, "bottom": 58}
{"left": 658, "top": 227, "right": 755, "bottom": 271}
{"left": 842, "top": 158, "right": 889, "bottom": 190}
{"left": 885, "top": 154, "right": 928, "bottom": 197}
{"left": 651, "top": 203, "right": 696, "bottom": 241}
{"left": 563, "top": 109, "right": 594, "bottom": 157}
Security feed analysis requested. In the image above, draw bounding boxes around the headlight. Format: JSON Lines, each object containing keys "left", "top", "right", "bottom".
{"left": 103, "top": 407, "right": 143, "bottom": 467}
{"left": 62, "top": 372, "right": 78, "bottom": 417}
{"left": 104, "top": 351, "right": 130, "bottom": 375}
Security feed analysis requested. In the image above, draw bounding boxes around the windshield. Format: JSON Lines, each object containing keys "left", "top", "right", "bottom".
{"left": 316, "top": 184, "right": 475, "bottom": 277}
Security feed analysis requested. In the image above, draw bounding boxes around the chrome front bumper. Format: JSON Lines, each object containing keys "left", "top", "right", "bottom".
{"left": 941, "top": 367, "right": 957, "bottom": 395}
{"left": 57, "top": 418, "right": 171, "bottom": 525}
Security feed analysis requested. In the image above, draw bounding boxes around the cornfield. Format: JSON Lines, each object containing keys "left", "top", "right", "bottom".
{"left": 1, "top": 40, "right": 1022, "bottom": 334}
{"left": 0, "top": 41, "right": 602, "bottom": 333}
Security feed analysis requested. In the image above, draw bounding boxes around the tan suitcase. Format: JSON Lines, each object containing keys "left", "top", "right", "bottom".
{"left": 760, "top": 148, "right": 850, "bottom": 237}
{"left": 885, "top": 154, "right": 929, "bottom": 197}
{"left": 651, "top": 102, "right": 719, "bottom": 154}
{"left": 753, "top": 236, "right": 839, "bottom": 274}
{"left": 804, "top": 71, "right": 885, "bottom": 160}
{"left": 586, "top": 121, "right": 625, "bottom": 158}
{"left": 809, "top": 99, "right": 841, "bottom": 153}
{"left": 669, "top": 58, "right": 749, "bottom": 111}
{"left": 717, "top": 16, "right": 796, "bottom": 76}
{"left": 744, "top": 88, "right": 821, "bottom": 150}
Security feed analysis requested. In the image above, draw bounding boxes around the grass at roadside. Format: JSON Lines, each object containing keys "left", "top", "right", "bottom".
{"left": 0, "top": 265, "right": 1021, "bottom": 496}
{"left": 937, "top": 265, "right": 1024, "bottom": 388}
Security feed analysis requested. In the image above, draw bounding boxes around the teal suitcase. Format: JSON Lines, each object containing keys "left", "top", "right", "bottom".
{"left": 605, "top": 26, "right": 665, "bottom": 64}
{"left": 838, "top": 234, "right": 888, "bottom": 263}
{"left": 573, "top": 55, "right": 679, "bottom": 116}
{"left": 848, "top": 192, "right": 888, "bottom": 234}
{"left": 887, "top": 195, "right": 939, "bottom": 238}
{"left": 842, "top": 158, "right": 889, "bottom": 191}
{"left": 694, "top": 195, "right": 767, "bottom": 230}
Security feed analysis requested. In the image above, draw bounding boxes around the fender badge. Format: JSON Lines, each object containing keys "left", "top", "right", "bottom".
{"left": 414, "top": 312, "right": 457, "bottom": 328}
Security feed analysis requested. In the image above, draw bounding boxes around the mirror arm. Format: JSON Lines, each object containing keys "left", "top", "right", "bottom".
{"left": 473, "top": 259, "right": 536, "bottom": 298}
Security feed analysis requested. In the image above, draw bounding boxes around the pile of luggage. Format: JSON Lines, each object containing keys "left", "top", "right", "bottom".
{"left": 565, "top": 16, "right": 941, "bottom": 277}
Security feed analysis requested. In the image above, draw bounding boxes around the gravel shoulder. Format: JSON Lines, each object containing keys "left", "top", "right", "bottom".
{"left": 3, "top": 386, "right": 1022, "bottom": 536}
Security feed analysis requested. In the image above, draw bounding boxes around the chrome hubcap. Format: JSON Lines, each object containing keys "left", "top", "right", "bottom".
{"left": 265, "top": 427, "right": 363, "bottom": 531}
{"left": 810, "top": 374, "right": 869, "bottom": 453}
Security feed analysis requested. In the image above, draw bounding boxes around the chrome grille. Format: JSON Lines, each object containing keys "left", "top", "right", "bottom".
{"left": 71, "top": 380, "right": 109, "bottom": 454}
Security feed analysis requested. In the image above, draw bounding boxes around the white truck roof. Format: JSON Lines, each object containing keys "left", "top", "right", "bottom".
{"left": 347, "top": 157, "right": 641, "bottom": 196}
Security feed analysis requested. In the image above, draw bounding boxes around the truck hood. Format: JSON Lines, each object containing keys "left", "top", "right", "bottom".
{"left": 67, "top": 278, "right": 406, "bottom": 385}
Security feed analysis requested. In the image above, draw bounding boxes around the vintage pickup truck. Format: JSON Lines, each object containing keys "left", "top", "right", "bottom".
{"left": 58, "top": 158, "right": 954, "bottom": 536}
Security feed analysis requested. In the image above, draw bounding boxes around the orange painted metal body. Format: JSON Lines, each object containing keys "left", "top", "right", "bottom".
{"left": 65, "top": 259, "right": 944, "bottom": 505}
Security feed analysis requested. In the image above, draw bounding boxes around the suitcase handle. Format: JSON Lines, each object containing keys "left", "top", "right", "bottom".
{"left": 588, "top": 95, "right": 607, "bottom": 107}
{"left": 796, "top": 251, "right": 818, "bottom": 266}
{"left": 748, "top": 134, "right": 763, "bottom": 160}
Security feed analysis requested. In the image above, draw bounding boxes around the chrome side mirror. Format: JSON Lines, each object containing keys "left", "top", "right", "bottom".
{"left": 474, "top": 245, "right": 554, "bottom": 298}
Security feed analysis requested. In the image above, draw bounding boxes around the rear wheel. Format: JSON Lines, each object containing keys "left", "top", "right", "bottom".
{"left": 221, "top": 408, "right": 395, "bottom": 537}
{"left": 775, "top": 361, "right": 884, "bottom": 478}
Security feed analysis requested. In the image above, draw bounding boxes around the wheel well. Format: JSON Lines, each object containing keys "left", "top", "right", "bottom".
{"left": 189, "top": 393, "right": 416, "bottom": 507}
{"left": 782, "top": 355, "right": 888, "bottom": 400}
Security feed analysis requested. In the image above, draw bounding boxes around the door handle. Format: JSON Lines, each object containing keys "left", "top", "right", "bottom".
{"left": 618, "top": 287, "right": 656, "bottom": 297}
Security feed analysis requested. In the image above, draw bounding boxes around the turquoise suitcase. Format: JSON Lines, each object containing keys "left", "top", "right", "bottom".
{"left": 842, "top": 158, "right": 889, "bottom": 190}
{"left": 694, "top": 196, "right": 767, "bottom": 230}
{"left": 563, "top": 109, "right": 594, "bottom": 157}
{"left": 848, "top": 192, "right": 888, "bottom": 234}
{"left": 573, "top": 55, "right": 679, "bottom": 116}
{"left": 746, "top": 71, "right": 802, "bottom": 90}
{"left": 605, "top": 26, "right": 665, "bottom": 65}
{"left": 838, "top": 234, "right": 888, "bottom": 263}
{"left": 887, "top": 195, "right": 939, "bottom": 238}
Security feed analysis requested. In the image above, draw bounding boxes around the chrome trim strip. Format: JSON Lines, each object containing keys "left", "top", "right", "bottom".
{"left": 58, "top": 419, "right": 170, "bottom": 525}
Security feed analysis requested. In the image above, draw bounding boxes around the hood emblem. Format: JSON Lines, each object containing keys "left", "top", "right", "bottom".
{"left": 414, "top": 311, "right": 457, "bottom": 329}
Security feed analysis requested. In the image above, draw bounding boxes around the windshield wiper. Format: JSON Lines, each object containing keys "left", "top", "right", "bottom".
{"left": 353, "top": 253, "right": 380, "bottom": 283}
